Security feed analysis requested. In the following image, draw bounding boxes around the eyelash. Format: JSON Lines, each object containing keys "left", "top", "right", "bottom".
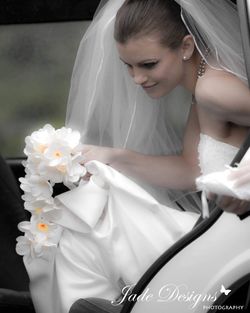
{"left": 125, "top": 62, "right": 158, "bottom": 69}
{"left": 142, "top": 62, "right": 158, "bottom": 69}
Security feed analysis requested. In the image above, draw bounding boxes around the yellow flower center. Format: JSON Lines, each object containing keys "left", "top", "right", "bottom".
{"left": 35, "top": 207, "right": 42, "bottom": 214}
{"left": 53, "top": 150, "right": 62, "bottom": 158}
{"left": 57, "top": 164, "right": 67, "bottom": 173}
{"left": 37, "top": 144, "right": 47, "bottom": 154}
{"left": 37, "top": 222, "right": 49, "bottom": 232}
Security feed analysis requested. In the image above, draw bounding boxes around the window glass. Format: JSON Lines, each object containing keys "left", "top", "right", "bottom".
{"left": 0, "top": 21, "right": 89, "bottom": 157}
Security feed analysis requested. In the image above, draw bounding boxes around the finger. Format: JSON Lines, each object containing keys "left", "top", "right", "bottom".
{"left": 221, "top": 198, "right": 250, "bottom": 215}
{"left": 216, "top": 196, "right": 234, "bottom": 209}
{"left": 82, "top": 172, "right": 92, "bottom": 181}
{"left": 79, "top": 154, "right": 87, "bottom": 164}
{"left": 207, "top": 192, "right": 217, "bottom": 201}
{"left": 232, "top": 172, "right": 250, "bottom": 188}
{"left": 217, "top": 196, "right": 243, "bottom": 213}
{"left": 229, "top": 200, "right": 241, "bottom": 212}
{"left": 81, "top": 144, "right": 95, "bottom": 154}
{"left": 235, "top": 201, "right": 250, "bottom": 215}
{"left": 225, "top": 200, "right": 242, "bottom": 213}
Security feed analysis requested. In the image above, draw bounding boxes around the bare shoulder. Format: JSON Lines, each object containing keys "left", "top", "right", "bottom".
{"left": 195, "top": 66, "right": 250, "bottom": 116}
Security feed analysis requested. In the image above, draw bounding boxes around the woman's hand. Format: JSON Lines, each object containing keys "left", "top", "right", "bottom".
{"left": 82, "top": 145, "right": 120, "bottom": 165}
{"left": 81, "top": 145, "right": 123, "bottom": 180}
{"left": 213, "top": 195, "right": 250, "bottom": 215}
{"left": 207, "top": 160, "right": 250, "bottom": 215}
{"left": 208, "top": 192, "right": 250, "bottom": 215}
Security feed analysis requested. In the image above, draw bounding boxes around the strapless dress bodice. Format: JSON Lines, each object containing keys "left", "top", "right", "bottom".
{"left": 198, "top": 133, "right": 239, "bottom": 175}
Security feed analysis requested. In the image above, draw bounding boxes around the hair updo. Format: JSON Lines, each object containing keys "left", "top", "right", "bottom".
{"left": 114, "top": 0, "right": 188, "bottom": 49}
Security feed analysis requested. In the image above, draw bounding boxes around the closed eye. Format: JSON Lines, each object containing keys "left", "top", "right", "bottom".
{"left": 120, "top": 59, "right": 158, "bottom": 70}
{"left": 140, "top": 62, "right": 158, "bottom": 69}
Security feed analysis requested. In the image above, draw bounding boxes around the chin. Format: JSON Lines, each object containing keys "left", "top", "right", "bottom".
{"left": 143, "top": 85, "right": 172, "bottom": 99}
{"left": 147, "top": 94, "right": 162, "bottom": 99}
{"left": 144, "top": 90, "right": 167, "bottom": 99}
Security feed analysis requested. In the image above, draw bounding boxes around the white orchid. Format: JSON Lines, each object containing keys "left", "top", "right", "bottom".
{"left": 17, "top": 216, "right": 62, "bottom": 260}
{"left": 24, "top": 198, "right": 53, "bottom": 214}
{"left": 17, "top": 124, "right": 86, "bottom": 260}
{"left": 18, "top": 215, "right": 59, "bottom": 237}
{"left": 37, "top": 143, "right": 86, "bottom": 185}
{"left": 55, "top": 127, "right": 83, "bottom": 150}
{"left": 19, "top": 175, "right": 53, "bottom": 200}
{"left": 23, "top": 124, "right": 86, "bottom": 185}
{"left": 16, "top": 233, "right": 57, "bottom": 261}
{"left": 63, "top": 153, "right": 87, "bottom": 186}
{"left": 16, "top": 235, "right": 32, "bottom": 257}
{"left": 24, "top": 124, "right": 55, "bottom": 157}
{"left": 23, "top": 197, "right": 61, "bottom": 221}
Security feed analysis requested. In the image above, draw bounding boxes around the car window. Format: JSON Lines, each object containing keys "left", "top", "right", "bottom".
{"left": 0, "top": 21, "right": 90, "bottom": 157}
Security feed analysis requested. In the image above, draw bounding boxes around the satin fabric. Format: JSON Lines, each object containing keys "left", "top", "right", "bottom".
{"left": 25, "top": 161, "right": 199, "bottom": 313}
{"left": 197, "top": 135, "right": 250, "bottom": 201}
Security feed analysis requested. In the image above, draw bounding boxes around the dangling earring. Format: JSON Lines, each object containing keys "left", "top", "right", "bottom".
{"left": 183, "top": 56, "right": 188, "bottom": 60}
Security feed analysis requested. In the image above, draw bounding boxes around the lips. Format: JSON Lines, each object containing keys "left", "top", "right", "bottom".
{"left": 142, "top": 83, "right": 158, "bottom": 89}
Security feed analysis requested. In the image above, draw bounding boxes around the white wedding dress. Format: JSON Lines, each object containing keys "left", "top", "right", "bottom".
{"left": 24, "top": 134, "right": 239, "bottom": 313}
{"left": 198, "top": 134, "right": 239, "bottom": 176}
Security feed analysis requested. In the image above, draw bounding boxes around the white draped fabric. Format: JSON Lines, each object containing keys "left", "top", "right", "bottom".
{"left": 25, "top": 161, "right": 198, "bottom": 313}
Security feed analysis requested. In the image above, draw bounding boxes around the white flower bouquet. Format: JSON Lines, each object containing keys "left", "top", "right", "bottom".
{"left": 16, "top": 124, "right": 86, "bottom": 261}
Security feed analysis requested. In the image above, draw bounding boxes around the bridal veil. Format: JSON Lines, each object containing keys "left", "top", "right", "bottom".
{"left": 66, "top": 0, "right": 247, "bottom": 212}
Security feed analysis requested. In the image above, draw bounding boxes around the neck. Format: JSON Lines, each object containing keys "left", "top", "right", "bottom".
{"left": 181, "top": 50, "right": 201, "bottom": 94}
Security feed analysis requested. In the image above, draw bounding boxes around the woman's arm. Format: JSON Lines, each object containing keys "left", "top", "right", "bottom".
{"left": 196, "top": 72, "right": 250, "bottom": 126}
{"left": 82, "top": 103, "right": 201, "bottom": 190}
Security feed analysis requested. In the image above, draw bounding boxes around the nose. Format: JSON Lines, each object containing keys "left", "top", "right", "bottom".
{"left": 131, "top": 68, "right": 147, "bottom": 85}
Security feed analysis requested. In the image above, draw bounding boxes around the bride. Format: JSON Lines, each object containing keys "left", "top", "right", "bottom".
{"left": 18, "top": 1, "right": 250, "bottom": 313}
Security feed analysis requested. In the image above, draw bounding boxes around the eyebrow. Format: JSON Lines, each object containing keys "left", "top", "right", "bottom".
{"left": 119, "top": 57, "right": 158, "bottom": 65}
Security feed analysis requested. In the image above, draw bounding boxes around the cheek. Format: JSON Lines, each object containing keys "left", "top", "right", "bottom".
{"left": 159, "top": 61, "right": 182, "bottom": 84}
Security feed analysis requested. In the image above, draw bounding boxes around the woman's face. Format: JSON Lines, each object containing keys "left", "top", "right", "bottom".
{"left": 117, "top": 35, "right": 184, "bottom": 99}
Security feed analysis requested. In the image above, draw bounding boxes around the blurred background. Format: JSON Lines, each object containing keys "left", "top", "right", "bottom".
{"left": 0, "top": 21, "right": 89, "bottom": 157}
{"left": 0, "top": 0, "right": 101, "bottom": 157}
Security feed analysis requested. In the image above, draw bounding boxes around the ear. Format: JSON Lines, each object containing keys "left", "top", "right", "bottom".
{"left": 181, "top": 35, "right": 195, "bottom": 60}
